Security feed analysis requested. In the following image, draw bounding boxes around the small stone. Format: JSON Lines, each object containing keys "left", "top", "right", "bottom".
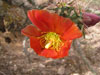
{"left": 0, "top": 0, "right": 3, "bottom": 6}
{"left": 39, "top": 63, "right": 45, "bottom": 68}
{"left": 71, "top": 73, "right": 80, "bottom": 75}
{"left": 0, "top": 46, "right": 2, "bottom": 50}
{"left": 34, "top": 0, "right": 48, "bottom": 5}
{"left": 84, "top": 71, "right": 94, "bottom": 75}
{"left": 9, "top": 61, "right": 13, "bottom": 64}
{"left": 57, "top": 66, "right": 65, "bottom": 75}
{"left": 13, "top": 64, "right": 17, "bottom": 71}
{"left": 61, "top": 59, "right": 65, "bottom": 63}
{"left": 44, "top": 58, "right": 53, "bottom": 63}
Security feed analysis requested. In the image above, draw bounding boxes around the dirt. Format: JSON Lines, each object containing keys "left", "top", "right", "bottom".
{"left": 0, "top": 0, "right": 100, "bottom": 75}
{"left": 0, "top": 32, "right": 86, "bottom": 75}
{"left": 0, "top": 24, "right": 100, "bottom": 75}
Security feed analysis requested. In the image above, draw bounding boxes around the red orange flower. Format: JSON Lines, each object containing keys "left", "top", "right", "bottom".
{"left": 21, "top": 10, "right": 82, "bottom": 59}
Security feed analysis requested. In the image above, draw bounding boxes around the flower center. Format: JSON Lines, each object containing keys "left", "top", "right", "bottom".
{"left": 40, "top": 32, "right": 63, "bottom": 51}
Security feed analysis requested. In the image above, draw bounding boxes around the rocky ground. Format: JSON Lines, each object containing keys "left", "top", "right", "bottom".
{"left": 0, "top": 0, "right": 100, "bottom": 75}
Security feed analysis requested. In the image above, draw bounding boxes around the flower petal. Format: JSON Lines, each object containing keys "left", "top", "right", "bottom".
{"left": 62, "top": 23, "right": 82, "bottom": 40}
{"left": 53, "top": 40, "right": 72, "bottom": 59}
{"left": 34, "top": 10, "right": 73, "bottom": 34}
{"left": 30, "top": 37, "right": 42, "bottom": 54}
{"left": 55, "top": 16, "right": 73, "bottom": 34}
{"left": 40, "top": 40, "right": 72, "bottom": 59}
{"left": 40, "top": 49, "right": 58, "bottom": 58}
{"left": 21, "top": 25, "right": 41, "bottom": 37}
{"left": 28, "top": 10, "right": 49, "bottom": 32}
{"left": 34, "top": 10, "right": 55, "bottom": 32}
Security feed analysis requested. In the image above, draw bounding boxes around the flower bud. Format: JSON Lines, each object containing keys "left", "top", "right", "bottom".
{"left": 82, "top": 12, "right": 100, "bottom": 27}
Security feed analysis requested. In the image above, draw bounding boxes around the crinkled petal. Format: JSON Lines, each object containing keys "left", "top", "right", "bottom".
{"left": 30, "top": 37, "right": 42, "bottom": 54}
{"left": 28, "top": 10, "right": 49, "bottom": 32}
{"left": 62, "top": 23, "right": 82, "bottom": 40}
{"left": 35, "top": 10, "right": 55, "bottom": 32}
{"left": 55, "top": 16, "right": 73, "bottom": 34}
{"left": 21, "top": 25, "right": 41, "bottom": 37}
{"left": 34, "top": 10, "right": 73, "bottom": 34}
{"left": 40, "top": 49, "right": 58, "bottom": 58}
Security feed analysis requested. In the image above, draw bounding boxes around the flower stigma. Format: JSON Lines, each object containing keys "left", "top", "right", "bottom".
{"left": 40, "top": 32, "right": 63, "bottom": 51}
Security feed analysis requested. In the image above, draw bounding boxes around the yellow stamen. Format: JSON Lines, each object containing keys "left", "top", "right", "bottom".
{"left": 40, "top": 32, "right": 63, "bottom": 51}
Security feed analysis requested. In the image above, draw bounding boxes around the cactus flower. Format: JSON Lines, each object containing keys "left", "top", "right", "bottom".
{"left": 21, "top": 10, "right": 82, "bottom": 59}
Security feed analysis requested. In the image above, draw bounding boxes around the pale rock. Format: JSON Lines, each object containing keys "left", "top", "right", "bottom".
{"left": 39, "top": 63, "right": 45, "bottom": 68}
{"left": 34, "top": 0, "right": 48, "bottom": 5}
{"left": 58, "top": 66, "right": 65, "bottom": 75}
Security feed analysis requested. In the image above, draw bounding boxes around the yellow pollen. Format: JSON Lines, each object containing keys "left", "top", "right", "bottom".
{"left": 40, "top": 32, "right": 63, "bottom": 51}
